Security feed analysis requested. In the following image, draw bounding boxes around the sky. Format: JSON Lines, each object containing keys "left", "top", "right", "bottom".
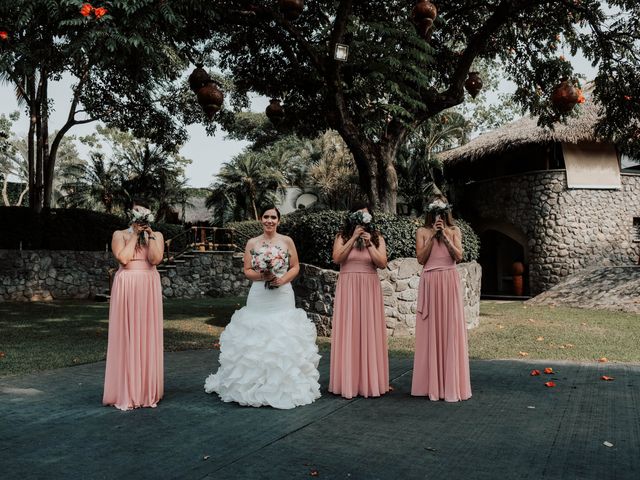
{"left": 0, "top": 54, "right": 597, "bottom": 188}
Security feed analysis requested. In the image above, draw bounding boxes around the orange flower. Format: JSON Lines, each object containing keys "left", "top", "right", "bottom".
{"left": 544, "top": 367, "right": 554, "bottom": 374}
{"left": 601, "top": 376, "right": 615, "bottom": 381}
{"left": 624, "top": 95, "right": 632, "bottom": 101}
{"left": 0, "top": 31, "right": 8, "bottom": 41}
{"left": 80, "top": 3, "right": 93, "bottom": 16}
{"left": 598, "top": 357, "right": 608, "bottom": 363}
{"left": 544, "top": 381, "right": 556, "bottom": 387}
{"left": 576, "top": 88, "right": 586, "bottom": 104}
{"left": 94, "top": 7, "right": 108, "bottom": 19}
{"left": 0, "top": 351, "right": 5, "bottom": 358}
{"left": 530, "top": 369, "right": 541, "bottom": 376}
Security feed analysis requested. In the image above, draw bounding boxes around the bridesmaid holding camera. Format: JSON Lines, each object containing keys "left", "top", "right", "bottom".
{"left": 103, "top": 199, "right": 165, "bottom": 410}
{"left": 412, "top": 195, "right": 471, "bottom": 402}
{"left": 329, "top": 203, "right": 389, "bottom": 399}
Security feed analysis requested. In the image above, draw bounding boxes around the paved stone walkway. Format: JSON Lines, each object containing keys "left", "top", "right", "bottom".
{"left": 1, "top": 351, "right": 639, "bottom": 479}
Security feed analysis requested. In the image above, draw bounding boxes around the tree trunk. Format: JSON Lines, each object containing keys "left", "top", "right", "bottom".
{"left": 1, "top": 176, "right": 9, "bottom": 206}
{"left": 27, "top": 76, "right": 36, "bottom": 210}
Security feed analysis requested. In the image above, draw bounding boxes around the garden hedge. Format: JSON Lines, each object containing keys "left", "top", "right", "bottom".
{"left": 0, "top": 207, "right": 187, "bottom": 252}
{"left": 228, "top": 210, "right": 480, "bottom": 270}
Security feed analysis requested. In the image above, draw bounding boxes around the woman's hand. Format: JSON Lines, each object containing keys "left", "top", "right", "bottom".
{"left": 360, "top": 231, "right": 372, "bottom": 246}
{"left": 261, "top": 271, "right": 276, "bottom": 282}
{"left": 269, "top": 275, "right": 283, "bottom": 287}
{"left": 351, "top": 225, "right": 365, "bottom": 241}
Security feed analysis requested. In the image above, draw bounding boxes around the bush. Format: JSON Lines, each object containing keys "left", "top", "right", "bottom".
{"left": 0, "top": 206, "right": 189, "bottom": 252}
{"left": 226, "top": 209, "right": 480, "bottom": 270}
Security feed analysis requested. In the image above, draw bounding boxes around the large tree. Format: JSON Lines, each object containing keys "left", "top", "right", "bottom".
{"left": 186, "top": 0, "right": 640, "bottom": 212}
{"left": 0, "top": 0, "right": 215, "bottom": 211}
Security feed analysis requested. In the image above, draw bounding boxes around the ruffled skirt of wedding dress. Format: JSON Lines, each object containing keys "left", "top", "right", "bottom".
{"left": 204, "top": 282, "right": 321, "bottom": 409}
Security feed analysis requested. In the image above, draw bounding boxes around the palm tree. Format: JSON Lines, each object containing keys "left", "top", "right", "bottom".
{"left": 207, "top": 151, "right": 287, "bottom": 223}
{"left": 58, "top": 152, "right": 123, "bottom": 213}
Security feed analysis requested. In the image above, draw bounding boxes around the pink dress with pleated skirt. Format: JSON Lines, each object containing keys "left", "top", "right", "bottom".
{"left": 103, "top": 243, "right": 164, "bottom": 411}
{"left": 412, "top": 238, "right": 471, "bottom": 401}
{"left": 329, "top": 245, "right": 389, "bottom": 399}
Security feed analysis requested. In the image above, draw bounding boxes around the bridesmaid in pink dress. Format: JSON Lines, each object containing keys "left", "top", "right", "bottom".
{"left": 329, "top": 204, "right": 389, "bottom": 399}
{"left": 412, "top": 196, "right": 471, "bottom": 402}
{"left": 103, "top": 200, "right": 165, "bottom": 411}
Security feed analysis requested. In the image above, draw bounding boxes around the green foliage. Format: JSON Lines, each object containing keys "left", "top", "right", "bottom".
{"left": 0, "top": 206, "right": 183, "bottom": 251}
{"left": 226, "top": 220, "right": 263, "bottom": 250}
{"left": 228, "top": 209, "right": 480, "bottom": 270}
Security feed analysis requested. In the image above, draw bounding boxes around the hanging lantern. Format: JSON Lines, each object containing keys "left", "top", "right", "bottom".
{"left": 279, "top": 0, "right": 304, "bottom": 21}
{"left": 265, "top": 98, "right": 285, "bottom": 124}
{"left": 188, "top": 63, "right": 211, "bottom": 92}
{"left": 411, "top": 0, "right": 437, "bottom": 38}
{"left": 464, "top": 72, "right": 483, "bottom": 99}
{"left": 551, "top": 78, "right": 579, "bottom": 113}
{"left": 196, "top": 81, "right": 224, "bottom": 119}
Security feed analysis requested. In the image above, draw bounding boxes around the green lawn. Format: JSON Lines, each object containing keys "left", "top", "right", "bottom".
{"left": 1, "top": 299, "right": 638, "bottom": 377}
{"left": 0, "top": 298, "right": 243, "bottom": 377}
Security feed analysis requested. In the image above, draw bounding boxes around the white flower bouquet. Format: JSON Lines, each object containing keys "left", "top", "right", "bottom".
{"left": 348, "top": 210, "right": 374, "bottom": 249}
{"left": 251, "top": 244, "right": 290, "bottom": 289}
{"left": 129, "top": 207, "right": 155, "bottom": 246}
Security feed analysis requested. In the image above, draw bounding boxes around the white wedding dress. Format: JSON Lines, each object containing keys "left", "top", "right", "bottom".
{"left": 204, "top": 279, "right": 321, "bottom": 409}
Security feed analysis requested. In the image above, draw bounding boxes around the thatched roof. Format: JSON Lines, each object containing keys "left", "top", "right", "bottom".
{"left": 439, "top": 88, "right": 603, "bottom": 165}
{"left": 179, "top": 196, "right": 212, "bottom": 223}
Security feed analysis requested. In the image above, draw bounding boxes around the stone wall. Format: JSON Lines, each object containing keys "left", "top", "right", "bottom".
{"left": 294, "top": 260, "right": 482, "bottom": 337}
{"left": 161, "top": 252, "right": 250, "bottom": 298}
{"left": 0, "top": 249, "right": 117, "bottom": 301}
{"left": 454, "top": 171, "right": 640, "bottom": 294}
{"left": 0, "top": 249, "right": 482, "bottom": 339}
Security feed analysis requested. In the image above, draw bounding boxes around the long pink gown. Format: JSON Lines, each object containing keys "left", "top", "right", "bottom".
{"left": 329, "top": 245, "right": 389, "bottom": 399}
{"left": 411, "top": 238, "right": 471, "bottom": 401}
{"left": 103, "top": 243, "right": 164, "bottom": 410}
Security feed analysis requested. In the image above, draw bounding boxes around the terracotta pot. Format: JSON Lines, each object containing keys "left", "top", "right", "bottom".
{"left": 551, "top": 78, "right": 579, "bottom": 113}
{"left": 279, "top": 0, "right": 304, "bottom": 21}
{"left": 196, "top": 81, "right": 224, "bottom": 118}
{"left": 511, "top": 261, "right": 525, "bottom": 275}
{"left": 465, "top": 72, "right": 483, "bottom": 98}
{"left": 265, "top": 98, "right": 285, "bottom": 124}
{"left": 512, "top": 261, "right": 524, "bottom": 296}
{"left": 188, "top": 64, "right": 210, "bottom": 92}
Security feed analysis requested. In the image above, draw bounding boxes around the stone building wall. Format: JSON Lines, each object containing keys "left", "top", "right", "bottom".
{"left": 294, "top": 260, "right": 482, "bottom": 337}
{"left": 454, "top": 171, "right": 640, "bottom": 294}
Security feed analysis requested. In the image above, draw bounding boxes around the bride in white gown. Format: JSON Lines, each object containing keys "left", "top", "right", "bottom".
{"left": 204, "top": 206, "right": 321, "bottom": 409}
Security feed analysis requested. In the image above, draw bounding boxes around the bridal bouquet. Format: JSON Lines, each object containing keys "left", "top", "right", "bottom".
{"left": 426, "top": 199, "right": 452, "bottom": 218}
{"left": 129, "top": 207, "right": 155, "bottom": 246}
{"left": 349, "top": 210, "right": 373, "bottom": 249}
{"left": 426, "top": 199, "right": 451, "bottom": 239}
{"left": 251, "top": 245, "right": 290, "bottom": 289}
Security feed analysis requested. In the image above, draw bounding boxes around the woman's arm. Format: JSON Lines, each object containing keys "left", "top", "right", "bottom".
{"left": 365, "top": 233, "right": 388, "bottom": 269}
{"left": 416, "top": 227, "right": 436, "bottom": 265}
{"left": 111, "top": 230, "right": 138, "bottom": 266}
{"left": 146, "top": 228, "right": 164, "bottom": 265}
{"left": 441, "top": 226, "right": 464, "bottom": 262}
{"left": 243, "top": 239, "right": 266, "bottom": 281}
{"left": 332, "top": 226, "right": 364, "bottom": 264}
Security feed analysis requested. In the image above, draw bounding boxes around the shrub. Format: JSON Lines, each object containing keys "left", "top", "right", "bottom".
{"left": 0, "top": 206, "right": 189, "bottom": 252}
{"left": 225, "top": 209, "right": 480, "bottom": 270}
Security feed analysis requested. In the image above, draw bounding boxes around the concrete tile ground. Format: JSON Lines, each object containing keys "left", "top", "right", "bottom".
{"left": 1, "top": 351, "right": 639, "bottom": 479}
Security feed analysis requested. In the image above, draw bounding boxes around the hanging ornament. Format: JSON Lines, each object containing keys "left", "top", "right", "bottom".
{"left": 196, "top": 80, "right": 224, "bottom": 119}
{"left": 551, "top": 78, "right": 579, "bottom": 113}
{"left": 188, "top": 63, "right": 211, "bottom": 92}
{"left": 411, "top": 0, "right": 437, "bottom": 39}
{"left": 265, "top": 98, "right": 285, "bottom": 124}
{"left": 464, "top": 72, "right": 483, "bottom": 98}
{"left": 279, "top": 0, "right": 304, "bottom": 21}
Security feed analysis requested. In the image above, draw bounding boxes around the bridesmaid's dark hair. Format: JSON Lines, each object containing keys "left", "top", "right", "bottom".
{"left": 339, "top": 201, "right": 380, "bottom": 247}
{"left": 260, "top": 205, "right": 281, "bottom": 220}
{"left": 424, "top": 194, "right": 456, "bottom": 228}
{"left": 130, "top": 197, "right": 151, "bottom": 210}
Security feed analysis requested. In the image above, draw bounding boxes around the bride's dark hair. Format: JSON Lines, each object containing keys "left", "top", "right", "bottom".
{"left": 260, "top": 205, "right": 281, "bottom": 220}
